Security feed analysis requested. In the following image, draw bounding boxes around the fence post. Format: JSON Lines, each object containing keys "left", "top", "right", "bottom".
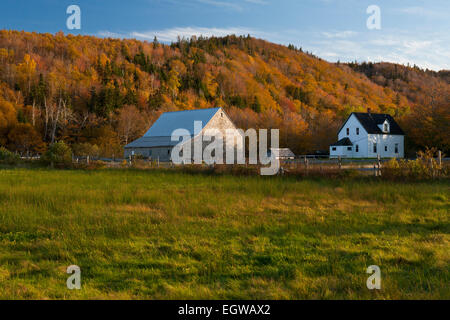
{"left": 377, "top": 155, "right": 381, "bottom": 176}
{"left": 87, "top": 155, "right": 90, "bottom": 165}
{"left": 438, "top": 150, "right": 442, "bottom": 169}
{"left": 338, "top": 156, "right": 342, "bottom": 170}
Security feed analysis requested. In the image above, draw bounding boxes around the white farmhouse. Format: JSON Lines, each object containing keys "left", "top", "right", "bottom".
{"left": 124, "top": 107, "right": 242, "bottom": 162}
{"left": 330, "top": 111, "right": 405, "bottom": 159}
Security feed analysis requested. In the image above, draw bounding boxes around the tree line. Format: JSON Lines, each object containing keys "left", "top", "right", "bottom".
{"left": 0, "top": 30, "right": 448, "bottom": 158}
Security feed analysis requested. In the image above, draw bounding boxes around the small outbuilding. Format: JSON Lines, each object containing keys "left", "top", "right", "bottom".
{"left": 269, "top": 148, "right": 295, "bottom": 160}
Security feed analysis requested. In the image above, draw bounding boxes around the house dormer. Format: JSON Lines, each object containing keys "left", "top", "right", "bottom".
{"left": 379, "top": 119, "right": 390, "bottom": 133}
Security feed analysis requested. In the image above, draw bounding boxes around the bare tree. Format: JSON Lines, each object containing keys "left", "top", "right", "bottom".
{"left": 116, "top": 105, "right": 146, "bottom": 145}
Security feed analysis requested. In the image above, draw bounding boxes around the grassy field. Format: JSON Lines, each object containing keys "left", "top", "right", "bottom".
{"left": 0, "top": 168, "right": 448, "bottom": 299}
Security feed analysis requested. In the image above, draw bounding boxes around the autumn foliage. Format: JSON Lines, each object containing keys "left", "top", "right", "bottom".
{"left": 0, "top": 30, "right": 448, "bottom": 157}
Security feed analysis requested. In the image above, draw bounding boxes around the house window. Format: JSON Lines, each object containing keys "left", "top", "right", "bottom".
{"left": 356, "top": 128, "right": 359, "bottom": 135}
{"left": 385, "top": 146, "right": 388, "bottom": 152}
{"left": 346, "top": 128, "right": 349, "bottom": 136}
{"left": 395, "top": 144, "right": 399, "bottom": 154}
{"left": 221, "top": 112, "right": 224, "bottom": 117}
{"left": 168, "top": 149, "right": 170, "bottom": 155}
{"left": 347, "top": 147, "right": 352, "bottom": 151}
{"left": 373, "top": 143, "right": 377, "bottom": 153}
{"left": 384, "top": 123, "right": 389, "bottom": 132}
{"left": 332, "top": 147, "right": 337, "bottom": 151}
{"left": 149, "top": 150, "right": 152, "bottom": 156}
{"left": 356, "top": 145, "right": 359, "bottom": 153}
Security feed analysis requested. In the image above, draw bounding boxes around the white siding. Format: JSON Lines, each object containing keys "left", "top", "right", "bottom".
{"left": 337, "top": 114, "right": 369, "bottom": 158}
{"left": 367, "top": 134, "right": 404, "bottom": 158}
{"left": 330, "top": 145, "right": 354, "bottom": 158}
{"left": 332, "top": 113, "right": 404, "bottom": 158}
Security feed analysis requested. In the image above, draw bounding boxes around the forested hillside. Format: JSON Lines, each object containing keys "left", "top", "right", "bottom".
{"left": 0, "top": 30, "right": 448, "bottom": 157}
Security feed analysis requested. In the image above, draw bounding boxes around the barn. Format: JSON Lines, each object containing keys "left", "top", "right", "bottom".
{"left": 124, "top": 107, "right": 242, "bottom": 162}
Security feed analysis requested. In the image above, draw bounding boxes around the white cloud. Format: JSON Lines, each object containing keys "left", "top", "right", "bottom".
{"left": 99, "top": 26, "right": 263, "bottom": 42}
{"left": 397, "top": 6, "right": 445, "bottom": 18}
{"left": 97, "top": 31, "right": 124, "bottom": 38}
{"left": 132, "top": 27, "right": 259, "bottom": 42}
{"left": 307, "top": 31, "right": 450, "bottom": 71}
{"left": 321, "top": 31, "right": 358, "bottom": 39}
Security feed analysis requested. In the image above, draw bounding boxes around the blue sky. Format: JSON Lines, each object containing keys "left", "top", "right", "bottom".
{"left": 1, "top": 0, "right": 449, "bottom": 70}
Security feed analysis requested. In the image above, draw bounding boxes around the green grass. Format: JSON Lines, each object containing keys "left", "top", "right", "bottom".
{"left": 0, "top": 168, "right": 448, "bottom": 299}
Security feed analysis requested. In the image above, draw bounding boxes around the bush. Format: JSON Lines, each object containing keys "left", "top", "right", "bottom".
{"left": 0, "top": 147, "right": 20, "bottom": 164}
{"left": 72, "top": 143, "right": 99, "bottom": 158}
{"left": 41, "top": 141, "right": 72, "bottom": 168}
{"left": 382, "top": 148, "right": 447, "bottom": 180}
{"left": 73, "top": 160, "right": 107, "bottom": 170}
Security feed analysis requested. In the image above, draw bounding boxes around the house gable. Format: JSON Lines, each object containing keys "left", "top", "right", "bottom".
{"left": 202, "top": 108, "right": 238, "bottom": 134}
{"left": 338, "top": 114, "right": 368, "bottom": 140}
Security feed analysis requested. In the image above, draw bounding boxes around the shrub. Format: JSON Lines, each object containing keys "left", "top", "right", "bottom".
{"left": 73, "top": 160, "right": 107, "bottom": 170}
{"left": 72, "top": 142, "right": 99, "bottom": 158}
{"left": 41, "top": 141, "right": 72, "bottom": 168}
{"left": 382, "top": 148, "right": 447, "bottom": 180}
{"left": 0, "top": 147, "right": 20, "bottom": 164}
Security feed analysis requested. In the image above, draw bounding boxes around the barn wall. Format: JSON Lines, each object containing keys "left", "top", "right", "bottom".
{"left": 201, "top": 109, "right": 244, "bottom": 163}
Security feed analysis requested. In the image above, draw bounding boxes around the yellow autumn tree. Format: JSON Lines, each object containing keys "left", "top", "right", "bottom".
{"left": 16, "top": 54, "right": 36, "bottom": 94}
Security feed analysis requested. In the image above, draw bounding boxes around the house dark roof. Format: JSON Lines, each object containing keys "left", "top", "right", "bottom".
{"left": 351, "top": 112, "right": 405, "bottom": 135}
{"left": 330, "top": 138, "right": 353, "bottom": 147}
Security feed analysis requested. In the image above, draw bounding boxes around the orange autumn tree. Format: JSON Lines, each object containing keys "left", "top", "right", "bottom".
{"left": 0, "top": 98, "right": 16, "bottom": 145}
{"left": 7, "top": 123, "right": 45, "bottom": 156}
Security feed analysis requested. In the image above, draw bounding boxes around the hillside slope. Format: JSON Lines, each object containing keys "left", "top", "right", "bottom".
{"left": 0, "top": 30, "right": 447, "bottom": 156}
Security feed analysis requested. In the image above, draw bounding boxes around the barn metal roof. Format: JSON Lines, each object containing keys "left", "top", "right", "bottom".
{"left": 124, "top": 136, "right": 181, "bottom": 149}
{"left": 143, "top": 108, "right": 221, "bottom": 137}
{"left": 125, "top": 107, "right": 221, "bottom": 149}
